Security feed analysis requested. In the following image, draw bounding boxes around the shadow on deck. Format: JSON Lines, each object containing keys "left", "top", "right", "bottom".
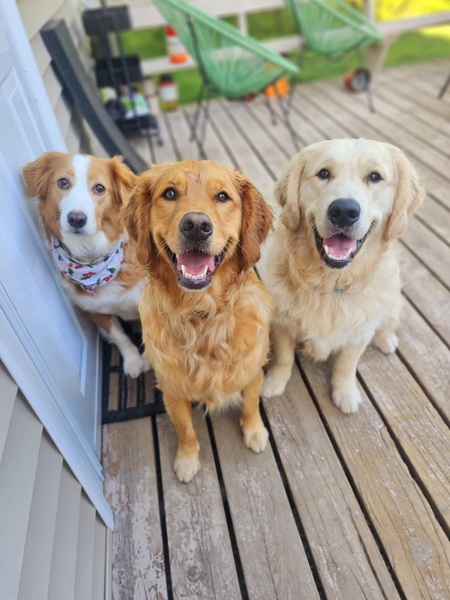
{"left": 102, "top": 59, "right": 450, "bottom": 599}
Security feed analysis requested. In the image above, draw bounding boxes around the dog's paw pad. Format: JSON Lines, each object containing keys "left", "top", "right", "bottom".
{"left": 332, "top": 388, "right": 362, "bottom": 414}
{"left": 262, "top": 368, "right": 290, "bottom": 399}
{"left": 374, "top": 332, "right": 398, "bottom": 355}
{"left": 243, "top": 426, "right": 269, "bottom": 454}
{"left": 174, "top": 454, "right": 201, "bottom": 483}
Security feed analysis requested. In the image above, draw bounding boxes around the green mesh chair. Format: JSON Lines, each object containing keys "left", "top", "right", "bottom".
{"left": 153, "top": 0, "right": 300, "bottom": 157}
{"left": 285, "top": 0, "right": 383, "bottom": 111}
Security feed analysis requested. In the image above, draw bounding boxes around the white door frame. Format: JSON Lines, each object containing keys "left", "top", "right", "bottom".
{"left": 0, "top": 0, "right": 113, "bottom": 528}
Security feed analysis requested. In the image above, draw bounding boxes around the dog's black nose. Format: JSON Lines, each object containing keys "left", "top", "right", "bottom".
{"left": 67, "top": 211, "right": 88, "bottom": 229}
{"left": 327, "top": 199, "right": 361, "bottom": 227}
{"left": 179, "top": 212, "right": 213, "bottom": 240}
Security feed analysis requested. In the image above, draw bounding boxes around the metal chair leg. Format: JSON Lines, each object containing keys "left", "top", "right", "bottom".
{"left": 274, "top": 85, "right": 300, "bottom": 152}
{"left": 286, "top": 74, "right": 298, "bottom": 112}
{"left": 287, "top": 46, "right": 305, "bottom": 111}
{"left": 189, "top": 83, "right": 206, "bottom": 142}
{"left": 197, "top": 88, "right": 212, "bottom": 159}
{"left": 366, "top": 81, "right": 375, "bottom": 113}
{"left": 356, "top": 47, "right": 375, "bottom": 113}
{"left": 263, "top": 93, "right": 277, "bottom": 126}
{"left": 438, "top": 72, "right": 450, "bottom": 99}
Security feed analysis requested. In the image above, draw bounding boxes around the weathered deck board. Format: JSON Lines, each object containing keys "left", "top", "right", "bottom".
{"left": 301, "top": 357, "right": 450, "bottom": 599}
{"left": 156, "top": 409, "right": 242, "bottom": 600}
{"left": 398, "top": 301, "right": 450, "bottom": 420}
{"left": 359, "top": 345, "right": 450, "bottom": 530}
{"left": 399, "top": 247, "right": 450, "bottom": 344}
{"left": 103, "top": 59, "right": 450, "bottom": 599}
{"left": 403, "top": 217, "right": 450, "bottom": 288}
{"left": 263, "top": 368, "right": 400, "bottom": 600}
{"left": 210, "top": 408, "right": 320, "bottom": 600}
{"left": 103, "top": 420, "right": 167, "bottom": 599}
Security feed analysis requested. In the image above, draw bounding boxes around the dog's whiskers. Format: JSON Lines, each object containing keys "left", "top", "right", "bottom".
{"left": 159, "top": 242, "right": 170, "bottom": 259}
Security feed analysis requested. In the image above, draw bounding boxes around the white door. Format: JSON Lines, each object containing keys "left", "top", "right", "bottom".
{"left": 0, "top": 0, "right": 112, "bottom": 526}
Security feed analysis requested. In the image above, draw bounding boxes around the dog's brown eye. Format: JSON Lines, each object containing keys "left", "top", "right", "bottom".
{"left": 317, "top": 168, "right": 330, "bottom": 180}
{"left": 93, "top": 184, "right": 106, "bottom": 194}
{"left": 163, "top": 188, "right": 176, "bottom": 200}
{"left": 57, "top": 178, "right": 70, "bottom": 190}
{"left": 368, "top": 171, "right": 382, "bottom": 183}
{"left": 216, "top": 191, "right": 229, "bottom": 202}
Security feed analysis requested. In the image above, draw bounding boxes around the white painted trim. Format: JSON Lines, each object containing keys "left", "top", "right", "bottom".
{"left": 0, "top": 305, "right": 113, "bottom": 528}
{"left": 0, "top": 0, "right": 112, "bottom": 528}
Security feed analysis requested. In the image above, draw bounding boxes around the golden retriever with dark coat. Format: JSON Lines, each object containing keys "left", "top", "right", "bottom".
{"left": 122, "top": 160, "right": 274, "bottom": 482}
{"left": 262, "top": 138, "right": 425, "bottom": 413}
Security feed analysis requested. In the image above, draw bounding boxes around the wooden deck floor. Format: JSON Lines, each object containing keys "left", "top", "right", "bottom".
{"left": 102, "top": 59, "right": 450, "bottom": 600}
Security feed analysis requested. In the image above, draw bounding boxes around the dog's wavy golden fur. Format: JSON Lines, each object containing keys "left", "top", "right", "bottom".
{"left": 122, "top": 160, "right": 274, "bottom": 482}
{"left": 262, "top": 139, "right": 425, "bottom": 413}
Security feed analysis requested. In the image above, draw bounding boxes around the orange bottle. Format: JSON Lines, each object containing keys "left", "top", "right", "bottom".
{"left": 165, "top": 26, "right": 188, "bottom": 64}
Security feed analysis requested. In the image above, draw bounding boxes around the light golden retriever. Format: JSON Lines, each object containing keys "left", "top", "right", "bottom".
{"left": 262, "top": 138, "right": 425, "bottom": 413}
{"left": 122, "top": 160, "right": 274, "bottom": 482}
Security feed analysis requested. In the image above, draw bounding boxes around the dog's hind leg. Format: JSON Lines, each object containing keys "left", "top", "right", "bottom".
{"left": 331, "top": 341, "right": 368, "bottom": 414}
{"left": 89, "top": 313, "right": 151, "bottom": 378}
{"left": 164, "top": 395, "right": 200, "bottom": 483}
{"left": 241, "top": 369, "right": 269, "bottom": 453}
{"left": 262, "top": 326, "right": 296, "bottom": 398}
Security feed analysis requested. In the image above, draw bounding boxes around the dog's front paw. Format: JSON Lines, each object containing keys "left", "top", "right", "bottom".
{"left": 373, "top": 331, "right": 398, "bottom": 355}
{"left": 123, "top": 349, "right": 151, "bottom": 378}
{"left": 140, "top": 353, "right": 152, "bottom": 373}
{"left": 332, "top": 387, "right": 362, "bottom": 414}
{"left": 243, "top": 425, "right": 269, "bottom": 454}
{"left": 262, "top": 367, "right": 291, "bottom": 398}
{"left": 173, "top": 452, "right": 201, "bottom": 483}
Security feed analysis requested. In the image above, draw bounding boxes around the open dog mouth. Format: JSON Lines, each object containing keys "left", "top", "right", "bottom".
{"left": 314, "top": 227, "right": 367, "bottom": 269}
{"left": 166, "top": 246, "right": 226, "bottom": 290}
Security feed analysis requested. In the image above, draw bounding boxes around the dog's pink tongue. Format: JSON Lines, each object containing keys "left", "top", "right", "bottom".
{"left": 177, "top": 252, "right": 215, "bottom": 275}
{"left": 324, "top": 234, "right": 357, "bottom": 259}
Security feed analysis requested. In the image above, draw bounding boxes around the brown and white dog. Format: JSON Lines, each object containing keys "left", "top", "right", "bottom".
{"left": 262, "top": 139, "right": 425, "bottom": 413}
{"left": 23, "top": 152, "right": 150, "bottom": 378}
{"left": 122, "top": 160, "right": 274, "bottom": 482}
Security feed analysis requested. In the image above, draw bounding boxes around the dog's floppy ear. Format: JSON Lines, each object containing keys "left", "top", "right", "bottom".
{"left": 236, "top": 171, "right": 274, "bottom": 270}
{"left": 22, "top": 152, "right": 66, "bottom": 199}
{"left": 384, "top": 147, "right": 425, "bottom": 241}
{"left": 120, "top": 169, "right": 157, "bottom": 269}
{"left": 274, "top": 151, "right": 306, "bottom": 231}
{"left": 110, "top": 156, "right": 138, "bottom": 206}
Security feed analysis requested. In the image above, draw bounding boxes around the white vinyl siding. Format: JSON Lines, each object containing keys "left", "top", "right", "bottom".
{"left": 0, "top": 361, "right": 110, "bottom": 600}
{"left": 17, "top": 0, "right": 94, "bottom": 153}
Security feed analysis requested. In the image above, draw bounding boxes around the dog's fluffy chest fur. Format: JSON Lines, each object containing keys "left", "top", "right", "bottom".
{"left": 62, "top": 273, "right": 146, "bottom": 321}
{"left": 269, "top": 237, "right": 401, "bottom": 361}
{"left": 140, "top": 272, "right": 273, "bottom": 406}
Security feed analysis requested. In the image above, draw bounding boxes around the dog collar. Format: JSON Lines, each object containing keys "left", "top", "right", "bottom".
{"left": 51, "top": 235, "right": 124, "bottom": 295}
{"left": 335, "top": 288, "right": 346, "bottom": 294}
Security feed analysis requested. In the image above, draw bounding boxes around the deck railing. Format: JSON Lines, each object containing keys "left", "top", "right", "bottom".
{"left": 90, "top": 0, "right": 450, "bottom": 75}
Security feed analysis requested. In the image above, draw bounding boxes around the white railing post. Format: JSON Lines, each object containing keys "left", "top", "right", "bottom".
{"left": 237, "top": 11, "right": 248, "bottom": 35}
{"left": 363, "top": 0, "right": 376, "bottom": 22}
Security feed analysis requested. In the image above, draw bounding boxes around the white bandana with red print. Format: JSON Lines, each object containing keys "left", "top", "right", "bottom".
{"left": 51, "top": 235, "right": 124, "bottom": 295}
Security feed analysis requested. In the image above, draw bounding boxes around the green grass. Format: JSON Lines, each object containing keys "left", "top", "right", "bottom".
{"left": 121, "top": 10, "right": 450, "bottom": 105}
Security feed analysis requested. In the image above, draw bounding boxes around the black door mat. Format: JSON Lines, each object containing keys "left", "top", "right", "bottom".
{"left": 101, "top": 324, "right": 165, "bottom": 424}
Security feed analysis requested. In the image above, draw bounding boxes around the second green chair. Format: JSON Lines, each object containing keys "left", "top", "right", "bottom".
{"left": 285, "top": 0, "right": 383, "bottom": 111}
